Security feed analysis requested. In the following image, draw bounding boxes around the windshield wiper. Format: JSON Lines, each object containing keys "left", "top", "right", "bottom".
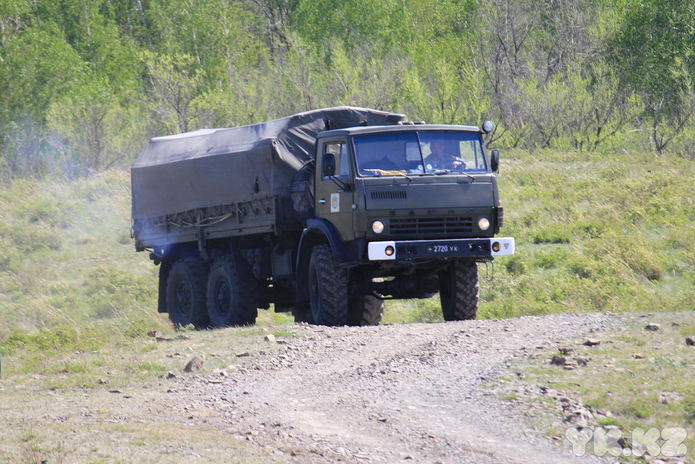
{"left": 430, "top": 169, "right": 475, "bottom": 180}
{"left": 393, "top": 171, "right": 413, "bottom": 182}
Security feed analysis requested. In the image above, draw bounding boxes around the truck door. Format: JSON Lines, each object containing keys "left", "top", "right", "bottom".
{"left": 316, "top": 139, "right": 354, "bottom": 241}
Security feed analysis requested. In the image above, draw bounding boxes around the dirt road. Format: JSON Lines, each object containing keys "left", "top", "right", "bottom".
{"left": 171, "top": 313, "right": 614, "bottom": 463}
{"left": 2, "top": 313, "right": 620, "bottom": 463}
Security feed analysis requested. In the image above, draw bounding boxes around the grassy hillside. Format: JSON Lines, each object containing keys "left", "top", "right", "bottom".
{"left": 0, "top": 170, "right": 156, "bottom": 331}
{"left": 0, "top": 170, "right": 165, "bottom": 374}
{"left": 1, "top": 151, "right": 694, "bottom": 367}
{"left": 481, "top": 149, "right": 695, "bottom": 317}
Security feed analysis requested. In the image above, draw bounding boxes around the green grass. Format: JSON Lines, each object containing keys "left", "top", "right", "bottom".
{"left": 0, "top": 169, "right": 170, "bottom": 384}
{"left": 480, "top": 149, "right": 695, "bottom": 318}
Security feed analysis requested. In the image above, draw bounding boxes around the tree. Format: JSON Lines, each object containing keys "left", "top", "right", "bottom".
{"left": 0, "top": 22, "right": 88, "bottom": 178}
{"left": 0, "top": 0, "right": 31, "bottom": 47}
{"left": 607, "top": 0, "right": 695, "bottom": 153}
{"left": 147, "top": 0, "right": 268, "bottom": 86}
{"left": 141, "top": 51, "right": 205, "bottom": 134}
{"left": 31, "top": 0, "right": 139, "bottom": 93}
{"left": 247, "top": 0, "right": 300, "bottom": 55}
{"left": 399, "top": 58, "right": 489, "bottom": 126}
{"left": 46, "top": 80, "right": 145, "bottom": 177}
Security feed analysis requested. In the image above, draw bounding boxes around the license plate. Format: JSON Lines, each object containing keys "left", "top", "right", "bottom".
{"left": 428, "top": 244, "right": 460, "bottom": 253}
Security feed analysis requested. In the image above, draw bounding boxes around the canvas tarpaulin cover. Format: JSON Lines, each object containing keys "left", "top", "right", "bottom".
{"left": 131, "top": 107, "right": 391, "bottom": 220}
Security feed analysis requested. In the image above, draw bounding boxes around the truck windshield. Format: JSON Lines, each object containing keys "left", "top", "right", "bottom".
{"left": 353, "top": 131, "right": 487, "bottom": 176}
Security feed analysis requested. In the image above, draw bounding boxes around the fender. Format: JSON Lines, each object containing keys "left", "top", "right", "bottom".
{"left": 295, "top": 218, "right": 362, "bottom": 301}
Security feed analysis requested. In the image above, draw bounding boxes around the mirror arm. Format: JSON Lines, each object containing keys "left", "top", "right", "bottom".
{"left": 330, "top": 176, "right": 350, "bottom": 192}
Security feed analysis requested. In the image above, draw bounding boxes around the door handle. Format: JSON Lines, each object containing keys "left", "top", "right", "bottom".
{"left": 319, "top": 199, "right": 327, "bottom": 205}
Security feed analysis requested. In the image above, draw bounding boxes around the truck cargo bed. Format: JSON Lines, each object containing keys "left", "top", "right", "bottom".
{"left": 133, "top": 196, "right": 285, "bottom": 249}
{"left": 131, "top": 107, "right": 391, "bottom": 249}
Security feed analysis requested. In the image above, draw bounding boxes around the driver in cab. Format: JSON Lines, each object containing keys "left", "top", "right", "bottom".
{"left": 426, "top": 141, "right": 466, "bottom": 171}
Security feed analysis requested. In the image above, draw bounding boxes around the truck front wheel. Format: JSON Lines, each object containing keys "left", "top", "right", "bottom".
{"left": 309, "top": 244, "right": 348, "bottom": 326}
{"left": 207, "top": 252, "right": 258, "bottom": 327}
{"left": 439, "top": 260, "right": 479, "bottom": 321}
{"left": 166, "top": 258, "right": 210, "bottom": 329}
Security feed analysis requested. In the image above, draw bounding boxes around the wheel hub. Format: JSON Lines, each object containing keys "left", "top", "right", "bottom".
{"left": 175, "top": 282, "right": 193, "bottom": 317}
{"left": 215, "top": 280, "right": 231, "bottom": 315}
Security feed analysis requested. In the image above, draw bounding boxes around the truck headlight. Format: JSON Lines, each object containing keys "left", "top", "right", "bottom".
{"left": 478, "top": 217, "right": 491, "bottom": 231}
{"left": 371, "top": 220, "right": 385, "bottom": 234}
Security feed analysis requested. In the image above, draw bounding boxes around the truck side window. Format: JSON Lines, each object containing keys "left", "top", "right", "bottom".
{"left": 324, "top": 142, "right": 350, "bottom": 178}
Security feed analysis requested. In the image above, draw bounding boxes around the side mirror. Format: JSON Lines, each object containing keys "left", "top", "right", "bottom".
{"left": 490, "top": 149, "right": 500, "bottom": 172}
{"left": 322, "top": 153, "right": 336, "bottom": 177}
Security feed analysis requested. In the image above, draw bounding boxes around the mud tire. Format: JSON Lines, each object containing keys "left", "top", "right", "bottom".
{"left": 166, "top": 258, "right": 210, "bottom": 329}
{"left": 309, "top": 244, "right": 348, "bottom": 326}
{"left": 207, "top": 252, "right": 258, "bottom": 327}
{"left": 439, "top": 260, "right": 479, "bottom": 321}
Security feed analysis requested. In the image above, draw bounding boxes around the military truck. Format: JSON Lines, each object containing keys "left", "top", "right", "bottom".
{"left": 131, "top": 107, "right": 514, "bottom": 328}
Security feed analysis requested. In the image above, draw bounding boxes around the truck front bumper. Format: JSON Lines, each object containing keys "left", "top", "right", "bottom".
{"left": 368, "top": 237, "right": 515, "bottom": 261}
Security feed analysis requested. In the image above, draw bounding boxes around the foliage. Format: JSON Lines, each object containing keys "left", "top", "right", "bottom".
{"left": 141, "top": 50, "right": 206, "bottom": 134}
{"left": 46, "top": 79, "right": 145, "bottom": 177}
{"left": 2, "top": 0, "right": 695, "bottom": 178}
{"left": 605, "top": 0, "right": 695, "bottom": 154}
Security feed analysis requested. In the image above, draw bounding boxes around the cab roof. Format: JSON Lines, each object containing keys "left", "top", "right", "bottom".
{"left": 318, "top": 123, "right": 482, "bottom": 138}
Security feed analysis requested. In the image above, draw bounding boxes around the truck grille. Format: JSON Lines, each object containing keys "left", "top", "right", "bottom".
{"left": 371, "top": 190, "right": 407, "bottom": 200}
{"left": 389, "top": 217, "right": 473, "bottom": 236}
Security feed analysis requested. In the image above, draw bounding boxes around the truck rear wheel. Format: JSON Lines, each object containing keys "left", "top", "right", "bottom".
{"left": 348, "top": 295, "right": 384, "bottom": 326}
{"left": 207, "top": 252, "right": 258, "bottom": 327}
{"left": 309, "top": 244, "right": 348, "bottom": 326}
{"left": 166, "top": 258, "right": 210, "bottom": 329}
{"left": 439, "top": 260, "right": 479, "bottom": 321}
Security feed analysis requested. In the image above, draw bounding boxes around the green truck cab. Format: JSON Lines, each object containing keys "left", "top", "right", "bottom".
{"left": 131, "top": 107, "right": 514, "bottom": 328}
